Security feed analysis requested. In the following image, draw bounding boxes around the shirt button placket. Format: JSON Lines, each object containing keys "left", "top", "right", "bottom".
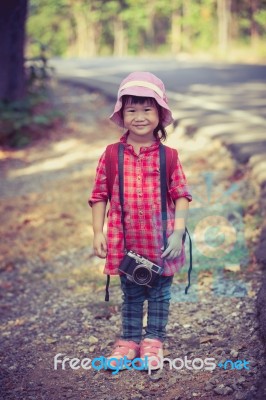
{"left": 136, "top": 157, "right": 145, "bottom": 229}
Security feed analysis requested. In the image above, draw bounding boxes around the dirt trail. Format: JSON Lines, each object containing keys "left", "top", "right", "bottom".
{"left": 0, "top": 82, "right": 265, "bottom": 400}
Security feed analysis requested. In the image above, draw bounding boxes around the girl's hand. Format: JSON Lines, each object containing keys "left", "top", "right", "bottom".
{"left": 93, "top": 232, "right": 107, "bottom": 258}
{"left": 160, "top": 230, "right": 184, "bottom": 260}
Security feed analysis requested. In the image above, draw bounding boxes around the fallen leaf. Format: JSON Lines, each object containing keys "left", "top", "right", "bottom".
{"left": 163, "top": 349, "right": 171, "bottom": 357}
{"left": 46, "top": 338, "right": 57, "bottom": 344}
{"left": 88, "top": 335, "right": 98, "bottom": 344}
{"left": 248, "top": 290, "right": 256, "bottom": 297}
{"left": 224, "top": 265, "right": 241, "bottom": 272}
{"left": 200, "top": 336, "right": 222, "bottom": 344}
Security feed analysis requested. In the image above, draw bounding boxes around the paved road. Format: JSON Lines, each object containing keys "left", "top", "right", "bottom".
{"left": 51, "top": 57, "right": 266, "bottom": 183}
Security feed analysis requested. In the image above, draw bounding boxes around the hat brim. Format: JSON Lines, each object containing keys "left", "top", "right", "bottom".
{"left": 109, "top": 86, "right": 174, "bottom": 128}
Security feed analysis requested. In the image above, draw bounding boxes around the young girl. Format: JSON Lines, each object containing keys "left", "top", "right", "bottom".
{"left": 88, "top": 71, "right": 192, "bottom": 369}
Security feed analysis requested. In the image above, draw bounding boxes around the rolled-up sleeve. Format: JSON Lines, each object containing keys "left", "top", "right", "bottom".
{"left": 168, "top": 155, "right": 192, "bottom": 202}
{"left": 88, "top": 150, "right": 108, "bottom": 207}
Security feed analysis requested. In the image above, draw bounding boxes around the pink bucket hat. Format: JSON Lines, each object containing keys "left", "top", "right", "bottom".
{"left": 109, "top": 71, "right": 174, "bottom": 128}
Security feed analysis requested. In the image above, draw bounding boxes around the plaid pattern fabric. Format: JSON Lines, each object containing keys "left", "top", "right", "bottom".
{"left": 120, "top": 274, "right": 173, "bottom": 342}
{"left": 88, "top": 131, "right": 192, "bottom": 276}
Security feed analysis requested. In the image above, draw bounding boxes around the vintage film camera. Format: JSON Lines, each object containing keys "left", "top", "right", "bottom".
{"left": 118, "top": 250, "right": 163, "bottom": 287}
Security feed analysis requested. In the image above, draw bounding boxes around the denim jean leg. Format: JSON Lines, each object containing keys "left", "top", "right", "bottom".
{"left": 120, "top": 275, "right": 146, "bottom": 343}
{"left": 145, "top": 276, "right": 173, "bottom": 342}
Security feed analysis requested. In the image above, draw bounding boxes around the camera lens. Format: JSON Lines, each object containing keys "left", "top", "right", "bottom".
{"left": 133, "top": 265, "right": 152, "bottom": 285}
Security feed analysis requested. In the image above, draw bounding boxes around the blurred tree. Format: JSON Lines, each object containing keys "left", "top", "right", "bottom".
{"left": 254, "top": 6, "right": 266, "bottom": 37}
{"left": 170, "top": 0, "right": 183, "bottom": 55}
{"left": 0, "top": 0, "right": 28, "bottom": 101}
{"left": 145, "top": 0, "right": 157, "bottom": 50}
{"left": 123, "top": 0, "right": 151, "bottom": 54}
{"left": 250, "top": 0, "right": 259, "bottom": 43}
{"left": 217, "top": 0, "right": 231, "bottom": 53}
{"left": 249, "top": 0, "right": 266, "bottom": 49}
{"left": 25, "top": 0, "right": 266, "bottom": 58}
{"left": 230, "top": 0, "right": 266, "bottom": 45}
{"left": 103, "top": 0, "right": 128, "bottom": 56}
{"left": 27, "top": 0, "right": 72, "bottom": 56}
{"left": 69, "top": 0, "right": 103, "bottom": 57}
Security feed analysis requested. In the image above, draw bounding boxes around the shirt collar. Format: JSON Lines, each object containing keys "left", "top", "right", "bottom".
{"left": 119, "top": 131, "right": 160, "bottom": 153}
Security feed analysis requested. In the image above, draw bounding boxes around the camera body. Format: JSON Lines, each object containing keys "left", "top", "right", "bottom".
{"left": 118, "top": 250, "right": 163, "bottom": 287}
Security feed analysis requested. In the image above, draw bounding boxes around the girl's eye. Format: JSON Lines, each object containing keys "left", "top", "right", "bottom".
{"left": 145, "top": 108, "right": 152, "bottom": 112}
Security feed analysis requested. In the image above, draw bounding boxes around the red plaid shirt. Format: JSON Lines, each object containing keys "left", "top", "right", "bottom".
{"left": 88, "top": 132, "right": 192, "bottom": 276}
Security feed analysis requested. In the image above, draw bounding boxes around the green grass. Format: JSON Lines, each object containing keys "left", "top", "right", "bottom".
{"left": 0, "top": 88, "right": 63, "bottom": 148}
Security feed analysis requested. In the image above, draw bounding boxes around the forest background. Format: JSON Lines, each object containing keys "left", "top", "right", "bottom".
{"left": 0, "top": 1, "right": 265, "bottom": 143}
{"left": 27, "top": 0, "right": 266, "bottom": 61}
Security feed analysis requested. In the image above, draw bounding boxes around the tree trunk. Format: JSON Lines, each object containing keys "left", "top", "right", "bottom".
{"left": 113, "top": 18, "right": 127, "bottom": 56}
{"left": 146, "top": 0, "right": 156, "bottom": 51}
{"left": 0, "top": 0, "right": 28, "bottom": 102}
{"left": 182, "top": 0, "right": 192, "bottom": 51}
{"left": 70, "top": 3, "right": 101, "bottom": 57}
{"left": 74, "top": 8, "right": 89, "bottom": 57}
{"left": 229, "top": 0, "right": 239, "bottom": 40}
{"left": 250, "top": 0, "right": 259, "bottom": 46}
{"left": 171, "top": 10, "right": 182, "bottom": 55}
{"left": 217, "top": 0, "right": 231, "bottom": 54}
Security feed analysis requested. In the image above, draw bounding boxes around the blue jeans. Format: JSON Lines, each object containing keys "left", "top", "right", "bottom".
{"left": 119, "top": 274, "right": 173, "bottom": 343}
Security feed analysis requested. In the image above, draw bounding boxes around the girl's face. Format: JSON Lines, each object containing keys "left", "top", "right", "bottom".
{"left": 122, "top": 97, "right": 159, "bottom": 140}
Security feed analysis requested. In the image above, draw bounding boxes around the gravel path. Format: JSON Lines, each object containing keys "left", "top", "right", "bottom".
{"left": 0, "top": 82, "right": 265, "bottom": 400}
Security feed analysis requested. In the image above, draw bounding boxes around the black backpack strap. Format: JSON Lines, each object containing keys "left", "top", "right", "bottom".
{"left": 105, "top": 143, "right": 119, "bottom": 302}
{"left": 105, "top": 143, "right": 125, "bottom": 302}
{"left": 106, "top": 143, "right": 119, "bottom": 201}
{"left": 159, "top": 144, "right": 167, "bottom": 255}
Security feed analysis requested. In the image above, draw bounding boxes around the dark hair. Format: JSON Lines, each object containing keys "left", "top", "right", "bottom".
{"left": 120, "top": 95, "right": 167, "bottom": 142}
